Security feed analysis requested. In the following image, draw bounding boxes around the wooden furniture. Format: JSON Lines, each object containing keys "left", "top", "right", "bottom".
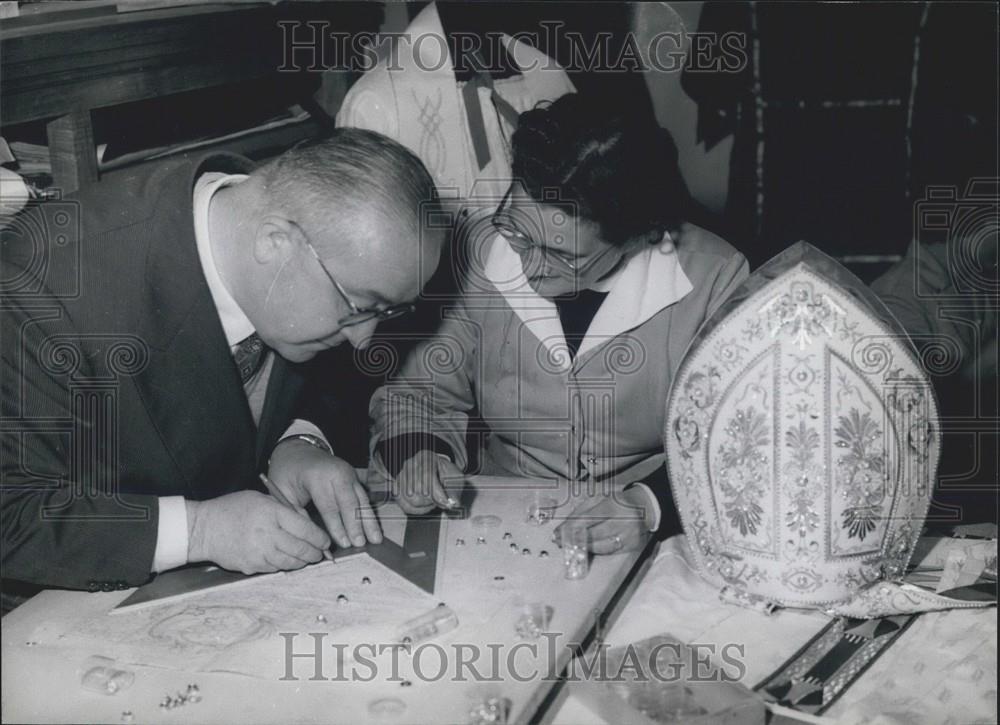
{"left": 1, "top": 2, "right": 378, "bottom": 192}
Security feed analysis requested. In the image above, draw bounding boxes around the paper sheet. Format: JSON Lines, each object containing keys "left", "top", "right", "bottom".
{"left": 59, "top": 556, "right": 437, "bottom": 679}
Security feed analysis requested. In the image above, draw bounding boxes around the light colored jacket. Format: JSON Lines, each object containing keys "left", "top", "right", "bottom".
{"left": 369, "top": 226, "right": 749, "bottom": 489}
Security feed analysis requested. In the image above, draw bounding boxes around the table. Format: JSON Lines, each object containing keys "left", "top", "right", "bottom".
{"left": 549, "top": 536, "right": 998, "bottom": 725}
{"left": 1, "top": 476, "right": 654, "bottom": 724}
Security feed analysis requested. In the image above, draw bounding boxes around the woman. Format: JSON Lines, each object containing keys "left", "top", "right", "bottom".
{"left": 367, "top": 93, "right": 748, "bottom": 553}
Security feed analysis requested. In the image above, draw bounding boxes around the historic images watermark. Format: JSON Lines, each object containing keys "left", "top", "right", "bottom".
{"left": 277, "top": 22, "right": 748, "bottom": 75}
{"left": 278, "top": 631, "right": 747, "bottom": 684}
{"left": 1, "top": 193, "right": 152, "bottom": 521}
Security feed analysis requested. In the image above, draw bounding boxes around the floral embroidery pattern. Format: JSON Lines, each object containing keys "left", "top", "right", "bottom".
{"left": 784, "top": 420, "right": 821, "bottom": 535}
{"left": 666, "top": 256, "right": 940, "bottom": 609}
{"left": 684, "top": 368, "right": 720, "bottom": 409}
{"left": 717, "top": 408, "right": 770, "bottom": 536}
{"left": 759, "top": 280, "right": 845, "bottom": 350}
{"left": 715, "top": 338, "right": 749, "bottom": 371}
{"left": 834, "top": 409, "right": 887, "bottom": 540}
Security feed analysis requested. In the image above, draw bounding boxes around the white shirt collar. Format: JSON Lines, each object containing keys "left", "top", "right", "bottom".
{"left": 483, "top": 232, "right": 694, "bottom": 369}
{"left": 192, "top": 172, "right": 254, "bottom": 347}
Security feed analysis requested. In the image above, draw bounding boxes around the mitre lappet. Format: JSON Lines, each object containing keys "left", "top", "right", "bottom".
{"left": 665, "top": 242, "right": 994, "bottom": 618}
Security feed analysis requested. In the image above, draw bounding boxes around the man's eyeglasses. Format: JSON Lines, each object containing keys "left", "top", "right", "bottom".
{"left": 491, "top": 185, "right": 614, "bottom": 274}
{"left": 304, "top": 241, "right": 415, "bottom": 327}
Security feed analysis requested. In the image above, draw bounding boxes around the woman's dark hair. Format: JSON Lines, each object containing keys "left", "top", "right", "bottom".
{"left": 511, "top": 93, "right": 691, "bottom": 247}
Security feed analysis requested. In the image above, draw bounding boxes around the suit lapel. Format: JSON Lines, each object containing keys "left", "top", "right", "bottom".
{"left": 131, "top": 154, "right": 259, "bottom": 494}
{"left": 255, "top": 355, "right": 304, "bottom": 469}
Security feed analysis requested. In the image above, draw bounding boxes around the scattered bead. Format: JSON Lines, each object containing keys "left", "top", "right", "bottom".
{"left": 509, "top": 543, "right": 519, "bottom": 553}
{"left": 522, "top": 548, "right": 531, "bottom": 556}
{"left": 362, "top": 576, "right": 372, "bottom": 585}
{"left": 539, "top": 550, "right": 549, "bottom": 558}
{"left": 493, "top": 575, "right": 505, "bottom": 581}
{"left": 502, "top": 532, "right": 513, "bottom": 541}
{"left": 316, "top": 614, "right": 328, "bottom": 623}
{"left": 337, "top": 594, "right": 348, "bottom": 605}
{"left": 400, "top": 679, "right": 413, "bottom": 687}
{"left": 25, "top": 641, "right": 37, "bottom": 647}
{"left": 476, "top": 536, "right": 486, "bottom": 545}
{"left": 121, "top": 711, "right": 133, "bottom": 723}
{"left": 455, "top": 538, "right": 465, "bottom": 546}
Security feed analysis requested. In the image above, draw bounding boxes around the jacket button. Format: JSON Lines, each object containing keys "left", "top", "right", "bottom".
{"left": 101, "top": 581, "right": 115, "bottom": 592}
{"left": 116, "top": 581, "right": 130, "bottom": 591}
{"left": 87, "top": 581, "right": 100, "bottom": 593}
{"left": 586, "top": 457, "right": 597, "bottom": 464}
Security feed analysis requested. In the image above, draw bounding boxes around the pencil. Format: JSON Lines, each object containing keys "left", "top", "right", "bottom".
{"left": 259, "top": 473, "right": 333, "bottom": 561}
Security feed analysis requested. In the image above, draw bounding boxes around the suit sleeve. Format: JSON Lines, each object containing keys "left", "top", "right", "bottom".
{"left": 1, "top": 281, "right": 159, "bottom": 590}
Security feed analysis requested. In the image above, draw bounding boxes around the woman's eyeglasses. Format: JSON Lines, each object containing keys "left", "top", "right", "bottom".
{"left": 304, "top": 241, "right": 415, "bottom": 327}
{"left": 491, "top": 186, "right": 616, "bottom": 274}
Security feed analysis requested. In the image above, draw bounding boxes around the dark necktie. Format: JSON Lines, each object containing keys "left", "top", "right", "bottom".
{"left": 233, "top": 332, "right": 266, "bottom": 384}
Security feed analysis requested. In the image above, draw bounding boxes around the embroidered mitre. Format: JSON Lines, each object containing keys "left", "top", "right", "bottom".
{"left": 666, "top": 242, "right": 941, "bottom": 610}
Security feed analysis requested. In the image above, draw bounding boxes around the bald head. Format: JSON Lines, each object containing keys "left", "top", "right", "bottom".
{"left": 259, "top": 129, "right": 439, "bottom": 254}
{"left": 210, "top": 129, "right": 444, "bottom": 360}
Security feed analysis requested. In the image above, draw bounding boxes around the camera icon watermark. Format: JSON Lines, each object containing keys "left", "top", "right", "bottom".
{"left": 0, "top": 191, "right": 82, "bottom": 300}
{"left": 913, "top": 178, "right": 999, "bottom": 299}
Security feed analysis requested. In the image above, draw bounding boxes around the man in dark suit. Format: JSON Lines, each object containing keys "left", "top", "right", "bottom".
{"left": 1, "top": 129, "right": 443, "bottom": 606}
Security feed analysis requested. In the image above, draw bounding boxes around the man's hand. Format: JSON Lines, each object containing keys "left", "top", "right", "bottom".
{"left": 383, "top": 449, "right": 464, "bottom": 515}
{"left": 553, "top": 488, "right": 649, "bottom": 555}
{"left": 268, "top": 439, "right": 382, "bottom": 549}
{"left": 186, "top": 491, "right": 331, "bottom": 574}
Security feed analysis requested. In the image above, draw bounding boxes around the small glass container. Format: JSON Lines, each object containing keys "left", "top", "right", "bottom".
{"left": 563, "top": 526, "right": 590, "bottom": 580}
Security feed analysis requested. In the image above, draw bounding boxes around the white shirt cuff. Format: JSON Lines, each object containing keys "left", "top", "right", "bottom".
{"left": 631, "top": 482, "right": 662, "bottom": 532}
{"left": 152, "top": 496, "right": 189, "bottom": 573}
{"left": 280, "top": 419, "right": 332, "bottom": 454}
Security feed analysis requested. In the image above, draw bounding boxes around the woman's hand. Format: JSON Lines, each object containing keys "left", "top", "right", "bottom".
{"left": 553, "top": 487, "right": 650, "bottom": 555}
{"left": 387, "top": 449, "right": 465, "bottom": 515}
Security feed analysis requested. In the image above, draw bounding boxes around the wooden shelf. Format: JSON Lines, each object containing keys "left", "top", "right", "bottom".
{"left": 1, "top": 2, "right": 381, "bottom": 192}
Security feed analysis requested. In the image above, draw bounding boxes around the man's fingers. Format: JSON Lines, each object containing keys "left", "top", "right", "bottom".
{"left": 263, "top": 548, "right": 309, "bottom": 572}
{"left": 273, "top": 529, "right": 323, "bottom": 565}
{"left": 275, "top": 506, "right": 331, "bottom": 551}
{"left": 328, "top": 468, "right": 367, "bottom": 546}
{"left": 304, "top": 477, "right": 355, "bottom": 549}
{"left": 309, "top": 489, "right": 351, "bottom": 549}
{"left": 354, "top": 482, "right": 383, "bottom": 544}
